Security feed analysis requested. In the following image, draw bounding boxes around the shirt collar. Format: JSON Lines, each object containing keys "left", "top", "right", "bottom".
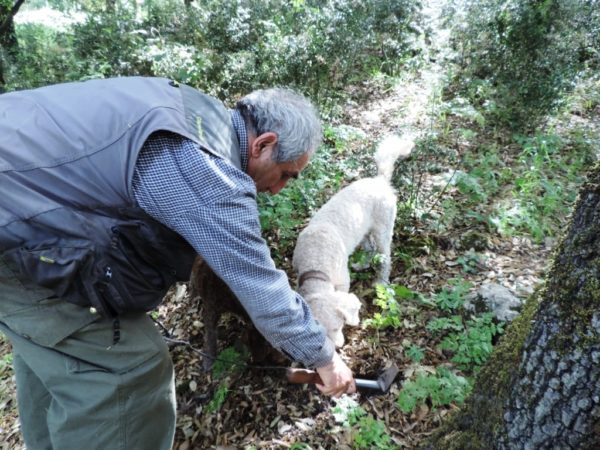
{"left": 231, "top": 109, "right": 248, "bottom": 172}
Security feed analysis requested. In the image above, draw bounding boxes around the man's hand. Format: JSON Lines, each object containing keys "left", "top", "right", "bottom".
{"left": 315, "top": 352, "right": 356, "bottom": 397}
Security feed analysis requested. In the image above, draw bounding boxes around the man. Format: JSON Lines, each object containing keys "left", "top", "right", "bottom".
{"left": 0, "top": 77, "right": 355, "bottom": 449}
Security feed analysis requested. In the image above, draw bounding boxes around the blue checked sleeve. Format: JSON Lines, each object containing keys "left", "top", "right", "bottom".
{"left": 132, "top": 132, "right": 335, "bottom": 368}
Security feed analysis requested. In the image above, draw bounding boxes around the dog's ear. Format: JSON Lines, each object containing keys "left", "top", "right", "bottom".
{"left": 335, "top": 292, "right": 362, "bottom": 326}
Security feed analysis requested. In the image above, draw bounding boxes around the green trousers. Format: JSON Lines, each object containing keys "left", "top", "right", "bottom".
{"left": 0, "top": 258, "right": 176, "bottom": 450}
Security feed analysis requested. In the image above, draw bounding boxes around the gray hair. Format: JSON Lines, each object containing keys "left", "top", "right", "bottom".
{"left": 236, "top": 88, "right": 322, "bottom": 162}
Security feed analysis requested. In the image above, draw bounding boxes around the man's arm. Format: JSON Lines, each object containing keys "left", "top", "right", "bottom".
{"left": 132, "top": 132, "right": 333, "bottom": 366}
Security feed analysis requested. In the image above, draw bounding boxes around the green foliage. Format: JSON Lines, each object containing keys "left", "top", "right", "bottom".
{"left": 352, "top": 414, "right": 396, "bottom": 450}
{"left": 405, "top": 343, "right": 425, "bottom": 363}
{"left": 439, "top": 313, "right": 504, "bottom": 372}
{"left": 332, "top": 397, "right": 396, "bottom": 450}
{"left": 71, "top": 4, "right": 148, "bottom": 78}
{"left": 432, "top": 278, "right": 472, "bottom": 311}
{"left": 289, "top": 444, "right": 314, "bottom": 450}
{"left": 0, "top": 352, "right": 13, "bottom": 370}
{"left": 363, "top": 283, "right": 415, "bottom": 330}
{"left": 205, "top": 382, "right": 229, "bottom": 414}
{"left": 456, "top": 250, "right": 482, "bottom": 274}
{"left": 331, "top": 396, "right": 364, "bottom": 427}
{"left": 9, "top": 24, "right": 79, "bottom": 90}
{"left": 426, "top": 315, "right": 464, "bottom": 334}
{"left": 204, "top": 346, "right": 247, "bottom": 414}
{"left": 211, "top": 346, "right": 247, "bottom": 379}
{"left": 6, "top": 0, "right": 422, "bottom": 104}
{"left": 454, "top": 171, "right": 487, "bottom": 204}
{"left": 396, "top": 367, "right": 472, "bottom": 414}
{"left": 492, "top": 132, "right": 594, "bottom": 242}
{"left": 449, "top": 0, "right": 599, "bottom": 130}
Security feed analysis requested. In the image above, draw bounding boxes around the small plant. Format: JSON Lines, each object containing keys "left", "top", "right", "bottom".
{"left": 363, "top": 284, "right": 415, "bottom": 330}
{"left": 405, "top": 343, "right": 425, "bottom": 363}
{"left": 426, "top": 315, "right": 464, "bottom": 334}
{"left": 396, "top": 367, "right": 472, "bottom": 414}
{"left": 204, "top": 347, "right": 248, "bottom": 414}
{"left": 432, "top": 278, "right": 472, "bottom": 311}
{"left": 456, "top": 250, "right": 482, "bottom": 274}
{"left": 211, "top": 346, "right": 247, "bottom": 378}
{"left": 454, "top": 171, "right": 488, "bottom": 204}
{"left": 440, "top": 313, "right": 504, "bottom": 372}
{"left": 352, "top": 415, "right": 396, "bottom": 450}
{"left": 331, "top": 396, "right": 364, "bottom": 427}
{"left": 331, "top": 397, "right": 396, "bottom": 450}
{"left": 0, "top": 352, "right": 13, "bottom": 368}
{"left": 205, "top": 382, "right": 229, "bottom": 414}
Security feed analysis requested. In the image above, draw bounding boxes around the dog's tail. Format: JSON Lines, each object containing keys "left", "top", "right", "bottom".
{"left": 374, "top": 135, "right": 414, "bottom": 181}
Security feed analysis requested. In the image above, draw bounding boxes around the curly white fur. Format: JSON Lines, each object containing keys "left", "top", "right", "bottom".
{"left": 293, "top": 135, "right": 414, "bottom": 346}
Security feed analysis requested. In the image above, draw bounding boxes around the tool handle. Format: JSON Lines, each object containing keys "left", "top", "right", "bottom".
{"left": 286, "top": 368, "right": 323, "bottom": 385}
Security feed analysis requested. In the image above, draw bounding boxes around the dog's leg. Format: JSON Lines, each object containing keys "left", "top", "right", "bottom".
{"left": 372, "top": 203, "right": 397, "bottom": 284}
{"left": 190, "top": 256, "right": 222, "bottom": 371}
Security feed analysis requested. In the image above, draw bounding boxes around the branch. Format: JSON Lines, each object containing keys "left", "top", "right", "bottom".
{"left": 0, "top": 0, "right": 26, "bottom": 36}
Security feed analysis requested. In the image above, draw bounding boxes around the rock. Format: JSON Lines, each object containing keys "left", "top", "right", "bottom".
{"left": 466, "top": 282, "right": 523, "bottom": 322}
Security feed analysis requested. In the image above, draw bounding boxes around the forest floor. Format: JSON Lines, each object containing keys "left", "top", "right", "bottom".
{"left": 161, "top": 2, "right": 597, "bottom": 450}
{"left": 1, "top": 1, "right": 599, "bottom": 449}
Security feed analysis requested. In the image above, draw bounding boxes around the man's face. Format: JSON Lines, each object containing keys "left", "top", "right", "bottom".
{"left": 247, "top": 132, "right": 310, "bottom": 194}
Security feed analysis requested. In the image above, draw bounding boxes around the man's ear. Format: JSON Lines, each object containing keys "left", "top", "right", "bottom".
{"left": 249, "top": 132, "right": 278, "bottom": 158}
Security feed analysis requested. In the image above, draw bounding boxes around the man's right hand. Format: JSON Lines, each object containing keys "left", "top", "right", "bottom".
{"left": 315, "top": 352, "right": 356, "bottom": 397}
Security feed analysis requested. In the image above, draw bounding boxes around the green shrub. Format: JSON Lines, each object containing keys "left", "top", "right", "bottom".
{"left": 10, "top": 23, "right": 79, "bottom": 89}
{"left": 432, "top": 278, "right": 472, "bottom": 312}
{"left": 491, "top": 132, "right": 595, "bottom": 242}
{"left": 331, "top": 397, "right": 396, "bottom": 450}
{"left": 439, "top": 313, "right": 504, "bottom": 372}
{"left": 450, "top": 0, "right": 598, "bottom": 129}
{"left": 363, "top": 283, "right": 416, "bottom": 330}
{"left": 7, "top": 0, "right": 422, "bottom": 103}
{"left": 397, "top": 367, "right": 472, "bottom": 414}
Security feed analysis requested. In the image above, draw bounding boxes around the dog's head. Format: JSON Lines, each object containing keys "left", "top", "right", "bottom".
{"left": 305, "top": 291, "right": 362, "bottom": 347}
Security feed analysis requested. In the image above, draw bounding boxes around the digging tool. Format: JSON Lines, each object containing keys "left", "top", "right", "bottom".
{"left": 286, "top": 364, "right": 399, "bottom": 395}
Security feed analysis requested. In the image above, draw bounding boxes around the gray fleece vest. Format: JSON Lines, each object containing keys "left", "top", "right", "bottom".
{"left": 0, "top": 77, "right": 242, "bottom": 316}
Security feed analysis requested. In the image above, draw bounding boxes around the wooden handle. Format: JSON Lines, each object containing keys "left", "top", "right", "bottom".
{"left": 286, "top": 368, "right": 324, "bottom": 385}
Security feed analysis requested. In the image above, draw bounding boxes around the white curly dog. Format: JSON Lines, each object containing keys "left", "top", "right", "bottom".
{"left": 293, "top": 135, "right": 414, "bottom": 346}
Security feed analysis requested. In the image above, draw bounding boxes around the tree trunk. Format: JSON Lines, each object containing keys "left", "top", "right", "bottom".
{"left": 0, "top": 0, "right": 24, "bottom": 55}
{"left": 423, "top": 162, "right": 600, "bottom": 450}
{"left": 0, "top": 0, "right": 25, "bottom": 89}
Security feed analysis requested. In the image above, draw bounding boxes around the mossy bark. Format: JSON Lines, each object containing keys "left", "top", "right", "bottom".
{"left": 422, "top": 162, "right": 600, "bottom": 449}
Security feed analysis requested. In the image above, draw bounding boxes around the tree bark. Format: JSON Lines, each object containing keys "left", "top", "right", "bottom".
{"left": 0, "top": 0, "right": 24, "bottom": 54}
{"left": 0, "top": 0, "right": 25, "bottom": 89}
{"left": 423, "top": 162, "right": 600, "bottom": 449}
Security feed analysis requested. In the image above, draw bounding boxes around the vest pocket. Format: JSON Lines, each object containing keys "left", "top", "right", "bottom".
{"left": 5, "top": 219, "right": 194, "bottom": 317}
{"left": 4, "top": 238, "right": 167, "bottom": 318}
{"left": 7, "top": 242, "right": 94, "bottom": 299}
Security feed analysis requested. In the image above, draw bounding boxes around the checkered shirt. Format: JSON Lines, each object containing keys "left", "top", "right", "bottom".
{"left": 131, "top": 110, "right": 334, "bottom": 367}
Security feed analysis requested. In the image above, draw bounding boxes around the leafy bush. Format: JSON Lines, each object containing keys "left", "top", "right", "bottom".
{"left": 10, "top": 23, "right": 79, "bottom": 90}
{"left": 432, "top": 278, "right": 472, "bottom": 311}
{"left": 396, "top": 367, "right": 472, "bottom": 414}
{"left": 405, "top": 343, "right": 425, "bottom": 363}
{"left": 449, "top": 0, "right": 599, "bottom": 129}
{"left": 363, "top": 283, "right": 416, "bottom": 330}
{"left": 491, "top": 132, "right": 595, "bottom": 242}
{"left": 332, "top": 397, "right": 396, "bottom": 450}
{"left": 439, "top": 313, "right": 504, "bottom": 372}
{"left": 71, "top": 5, "right": 149, "bottom": 79}
{"left": 8, "top": 0, "right": 422, "bottom": 105}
